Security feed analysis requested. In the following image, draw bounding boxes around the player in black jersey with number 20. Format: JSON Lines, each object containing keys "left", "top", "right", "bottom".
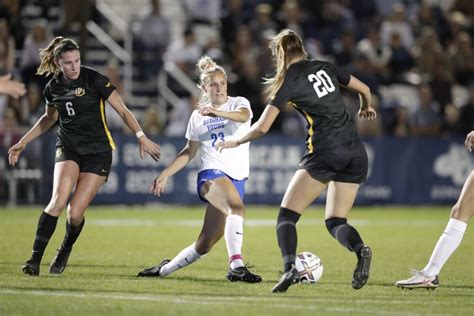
{"left": 217, "top": 29, "right": 377, "bottom": 293}
{"left": 8, "top": 37, "right": 161, "bottom": 276}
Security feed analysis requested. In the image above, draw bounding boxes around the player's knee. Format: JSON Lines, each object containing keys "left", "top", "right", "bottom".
{"left": 451, "top": 203, "right": 474, "bottom": 222}
{"left": 67, "top": 207, "right": 86, "bottom": 226}
{"left": 229, "top": 202, "right": 245, "bottom": 217}
{"left": 45, "top": 196, "right": 67, "bottom": 216}
{"left": 325, "top": 217, "right": 347, "bottom": 237}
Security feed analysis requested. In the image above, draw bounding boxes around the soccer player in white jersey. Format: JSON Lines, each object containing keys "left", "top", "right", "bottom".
{"left": 395, "top": 130, "right": 474, "bottom": 289}
{"left": 137, "top": 55, "right": 262, "bottom": 283}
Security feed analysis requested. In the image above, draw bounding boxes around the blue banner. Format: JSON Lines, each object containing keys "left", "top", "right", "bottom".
{"left": 37, "top": 134, "right": 472, "bottom": 205}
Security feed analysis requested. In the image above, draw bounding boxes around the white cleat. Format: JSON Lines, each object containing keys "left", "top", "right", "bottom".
{"left": 395, "top": 270, "right": 439, "bottom": 290}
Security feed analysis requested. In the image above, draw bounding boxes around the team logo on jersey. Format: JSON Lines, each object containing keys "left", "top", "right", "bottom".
{"left": 56, "top": 147, "right": 62, "bottom": 158}
{"left": 75, "top": 87, "right": 85, "bottom": 96}
{"left": 105, "top": 81, "right": 111, "bottom": 87}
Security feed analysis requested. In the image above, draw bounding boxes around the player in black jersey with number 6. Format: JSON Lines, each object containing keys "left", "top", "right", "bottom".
{"left": 217, "top": 29, "right": 377, "bottom": 293}
{"left": 8, "top": 37, "right": 161, "bottom": 276}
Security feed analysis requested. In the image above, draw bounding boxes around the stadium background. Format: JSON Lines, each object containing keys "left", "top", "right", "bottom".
{"left": 0, "top": 0, "right": 473, "bottom": 206}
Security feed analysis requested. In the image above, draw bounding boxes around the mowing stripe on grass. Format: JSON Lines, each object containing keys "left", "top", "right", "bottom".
{"left": 0, "top": 288, "right": 465, "bottom": 315}
{"left": 86, "top": 219, "right": 445, "bottom": 227}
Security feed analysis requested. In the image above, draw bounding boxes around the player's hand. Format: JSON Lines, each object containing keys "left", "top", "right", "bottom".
{"left": 216, "top": 140, "right": 239, "bottom": 153}
{"left": 464, "top": 131, "right": 474, "bottom": 152}
{"left": 358, "top": 106, "right": 377, "bottom": 120}
{"left": 149, "top": 174, "right": 168, "bottom": 197}
{"left": 8, "top": 141, "right": 26, "bottom": 166}
{"left": 198, "top": 106, "right": 218, "bottom": 117}
{"left": 138, "top": 136, "right": 161, "bottom": 161}
{"left": 0, "top": 74, "right": 26, "bottom": 99}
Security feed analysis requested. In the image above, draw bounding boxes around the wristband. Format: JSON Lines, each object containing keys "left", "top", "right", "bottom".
{"left": 136, "top": 131, "right": 145, "bottom": 138}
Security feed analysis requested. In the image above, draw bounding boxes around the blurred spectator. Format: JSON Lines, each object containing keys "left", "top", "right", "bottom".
{"left": 133, "top": 0, "right": 171, "bottom": 80}
{"left": 182, "top": 0, "right": 222, "bottom": 46}
{"left": 220, "top": 0, "right": 245, "bottom": 56}
{"left": 20, "top": 20, "right": 51, "bottom": 88}
{"left": 104, "top": 59, "right": 128, "bottom": 131}
{"left": 458, "top": 83, "right": 474, "bottom": 134}
{"left": 21, "top": 83, "right": 44, "bottom": 127}
{"left": 230, "top": 25, "right": 260, "bottom": 73}
{"left": 357, "top": 27, "right": 391, "bottom": 80}
{"left": 442, "top": 11, "right": 469, "bottom": 48}
{"left": 143, "top": 106, "right": 164, "bottom": 135}
{"left": 413, "top": 27, "right": 444, "bottom": 81}
{"left": 428, "top": 55, "right": 453, "bottom": 114}
{"left": 164, "top": 27, "right": 203, "bottom": 78}
{"left": 387, "top": 32, "right": 415, "bottom": 83}
{"left": 392, "top": 105, "right": 411, "bottom": 137}
{"left": 442, "top": 103, "right": 463, "bottom": 136}
{"left": 276, "top": 0, "right": 307, "bottom": 38}
{"left": 449, "top": 32, "right": 474, "bottom": 85}
{"left": 165, "top": 95, "right": 196, "bottom": 137}
{"left": 231, "top": 59, "right": 264, "bottom": 122}
{"left": 59, "top": 0, "right": 95, "bottom": 61}
{"left": 249, "top": 3, "right": 278, "bottom": 46}
{"left": 333, "top": 29, "right": 357, "bottom": 68}
{"left": 0, "top": 0, "right": 23, "bottom": 49}
{"left": 0, "top": 106, "right": 23, "bottom": 148}
{"left": 410, "top": 84, "right": 442, "bottom": 136}
{"left": 380, "top": 3, "right": 414, "bottom": 49}
{"left": 0, "top": 18, "right": 15, "bottom": 75}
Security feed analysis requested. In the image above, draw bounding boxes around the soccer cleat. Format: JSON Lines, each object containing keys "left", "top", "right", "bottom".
{"left": 226, "top": 264, "right": 262, "bottom": 283}
{"left": 49, "top": 248, "right": 72, "bottom": 274}
{"left": 395, "top": 270, "right": 439, "bottom": 289}
{"left": 22, "top": 260, "right": 40, "bottom": 276}
{"left": 271, "top": 266, "right": 299, "bottom": 293}
{"left": 137, "top": 259, "right": 171, "bottom": 277}
{"left": 352, "top": 245, "right": 372, "bottom": 289}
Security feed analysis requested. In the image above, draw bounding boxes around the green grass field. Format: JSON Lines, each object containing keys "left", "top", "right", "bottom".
{"left": 0, "top": 205, "right": 473, "bottom": 315}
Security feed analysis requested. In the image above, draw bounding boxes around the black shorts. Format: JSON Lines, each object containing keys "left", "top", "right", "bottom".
{"left": 299, "top": 140, "right": 368, "bottom": 184}
{"left": 55, "top": 146, "right": 112, "bottom": 177}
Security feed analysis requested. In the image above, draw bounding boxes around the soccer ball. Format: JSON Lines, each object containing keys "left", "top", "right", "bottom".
{"left": 295, "top": 251, "right": 323, "bottom": 284}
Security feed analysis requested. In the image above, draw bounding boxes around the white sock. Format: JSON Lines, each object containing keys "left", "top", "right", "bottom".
{"left": 423, "top": 218, "right": 467, "bottom": 277}
{"left": 159, "top": 243, "right": 201, "bottom": 276}
{"left": 225, "top": 214, "right": 244, "bottom": 269}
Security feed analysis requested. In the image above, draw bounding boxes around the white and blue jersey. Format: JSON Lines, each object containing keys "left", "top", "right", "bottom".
{"left": 185, "top": 96, "right": 253, "bottom": 181}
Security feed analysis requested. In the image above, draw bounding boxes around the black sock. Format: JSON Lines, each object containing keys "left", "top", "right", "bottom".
{"left": 276, "top": 207, "right": 301, "bottom": 272}
{"left": 31, "top": 212, "right": 59, "bottom": 263}
{"left": 325, "top": 217, "right": 364, "bottom": 255}
{"left": 60, "top": 218, "right": 85, "bottom": 251}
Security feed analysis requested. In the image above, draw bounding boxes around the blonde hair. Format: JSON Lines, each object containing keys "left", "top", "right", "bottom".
{"left": 264, "top": 29, "right": 307, "bottom": 101}
{"left": 37, "top": 36, "right": 80, "bottom": 77}
{"left": 196, "top": 55, "right": 227, "bottom": 105}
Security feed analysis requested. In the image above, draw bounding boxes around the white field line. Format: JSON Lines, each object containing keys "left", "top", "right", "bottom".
{"left": 86, "top": 218, "right": 446, "bottom": 228}
{"left": 0, "top": 288, "right": 458, "bottom": 315}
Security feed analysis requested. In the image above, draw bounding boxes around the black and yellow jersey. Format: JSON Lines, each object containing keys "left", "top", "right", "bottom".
{"left": 44, "top": 66, "right": 116, "bottom": 155}
{"left": 271, "top": 59, "right": 359, "bottom": 153}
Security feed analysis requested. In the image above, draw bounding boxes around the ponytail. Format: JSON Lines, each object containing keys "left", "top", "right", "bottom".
{"left": 263, "top": 29, "right": 307, "bottom": 101}
{"left": 37, "top": 36, "right": 80, "bottom": 77}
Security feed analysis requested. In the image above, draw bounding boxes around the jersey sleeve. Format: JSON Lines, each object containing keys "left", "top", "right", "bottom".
{"left": 335, "top": 65, "right": 351, "bottom": 86}
{"left": 234, "top": 97, "right": 253, "bottom": 121}
{"left": 185, "top": 111, "right": 199, "bottom": 141}
{"left": 93, "top": 71, "right": 116, "bottom": 99}
{"left": 43, "top": 85, "right": 56, "bottom": 107}
{"left": 270, "top": 66, "right": 298, "bottom": 110}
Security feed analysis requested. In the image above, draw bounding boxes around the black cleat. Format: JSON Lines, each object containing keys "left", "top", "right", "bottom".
{"left": 352, "top": 245, "right": 372, "bottom": 289}
{"left": 49, "top": 248, "right": 72, "bottom": 275}
{"left": 22, "top": 260, "right": 40, "bottom": 276}
{"left": 226, "top": 264, "right": 262, "bottom": 283}
{"left": 137, "top": 259, "right": 171, "bottom": 277}
{"left": 271, "top": 266, "right": 299, "bottom": 293}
